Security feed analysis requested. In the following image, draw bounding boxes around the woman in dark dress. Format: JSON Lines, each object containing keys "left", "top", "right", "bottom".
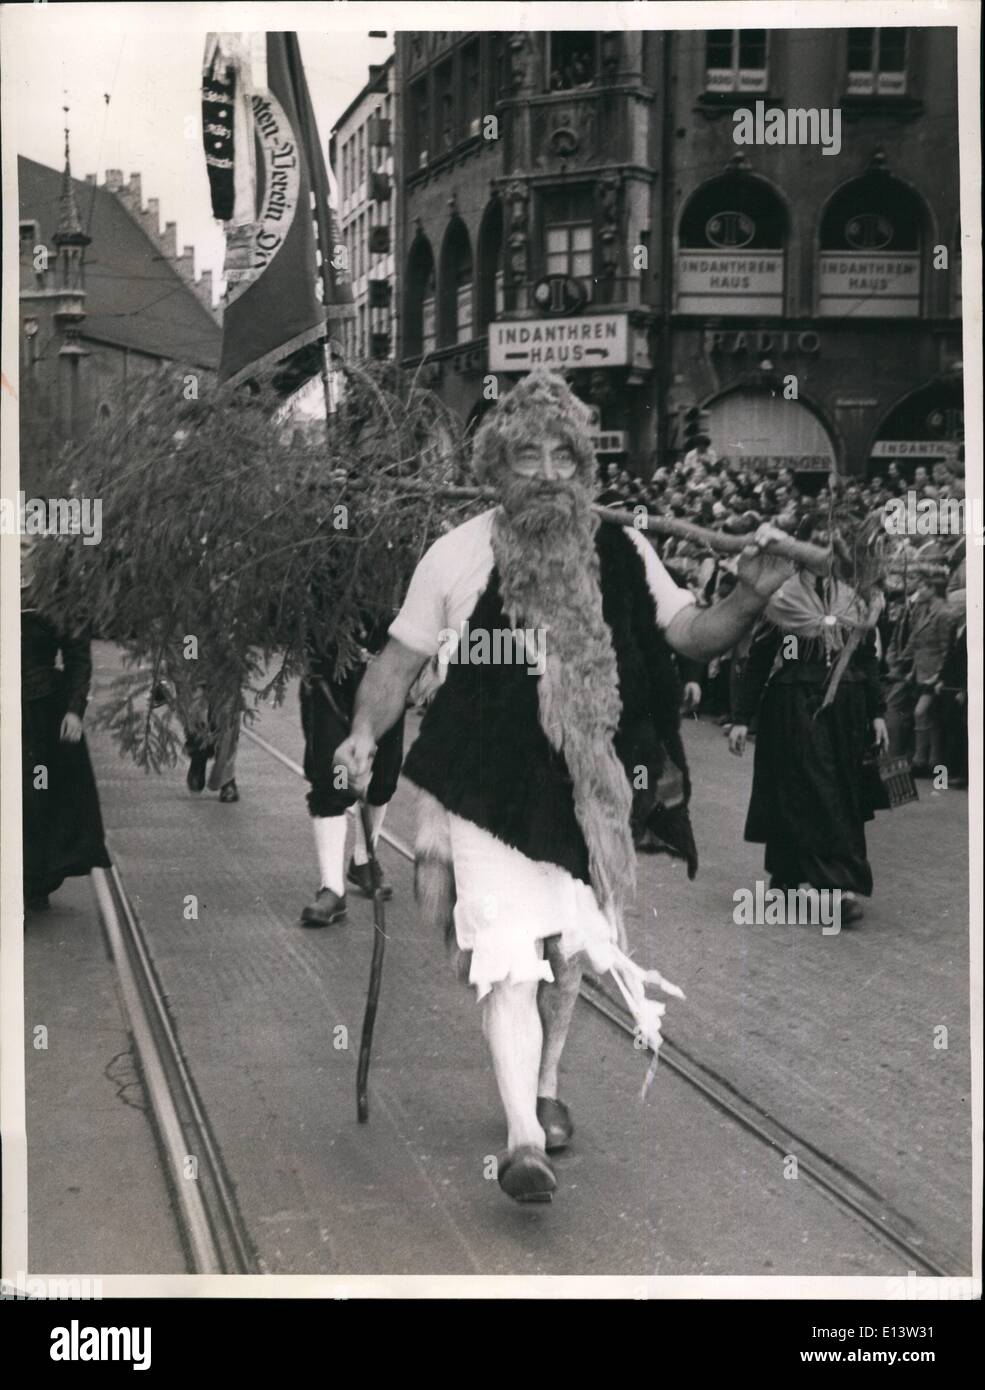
{"left": 21, "top": 560, "right": 111, "bottom": 911}
{"left": 728, "top": 567, "right": 889, "bottom": 926}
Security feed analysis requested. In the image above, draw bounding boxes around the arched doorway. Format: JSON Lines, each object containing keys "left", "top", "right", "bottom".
{"left": 868, "top": 378, "right": 964, "bottom": 480}
{"left": 677, "top": 170, "right": 787, "bottom": 316}
{"left": 706, "top": 387, "right": 837, "bottom": 483}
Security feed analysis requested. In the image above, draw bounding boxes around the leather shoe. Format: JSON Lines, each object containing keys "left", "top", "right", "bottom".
{"left": 219, "top": 779, "right": 239, "bottom": 803}
{"left": 498, "top": 1145, "right": 556, "bottom": 1203}
{"left": 300, "top": 887, "right": 347, "bottom": 927}
{"left": 536, "top": 1097, "right": 573, "bottom": 1153}
{"left": 346, "top": 859, "right": 392, "bottom": 900}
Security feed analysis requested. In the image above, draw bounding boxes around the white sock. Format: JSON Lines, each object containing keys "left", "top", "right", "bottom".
{"left": 313, "top": 815, "right": 348, "bottom": 895}
{"left": 352, "top": 803, "right": 387, "bottom": 866}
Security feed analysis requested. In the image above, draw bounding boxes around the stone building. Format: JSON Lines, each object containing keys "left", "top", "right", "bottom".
{"left": 394, "top": 26, "right": 963, "bottom": 480}
{"left": 18, "top": 147, "right": 220, "bottom": 493}
{"left": 394, "top": 29, "right": 665, "bottom": 460}
{"left": 666, "top": 25, "right": 963, "bottom": 483}
{"left": 330, "top": 55, "right": 397, "bottom": 365}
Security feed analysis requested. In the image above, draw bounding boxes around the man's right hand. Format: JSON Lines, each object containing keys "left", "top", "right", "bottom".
{"left": 728, "top": 724, "right": 748, "bottom": 756}
{"left": 333, "top": 729, "right": 377, "bottom": 797}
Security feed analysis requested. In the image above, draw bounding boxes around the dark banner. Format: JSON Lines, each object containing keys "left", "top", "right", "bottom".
{"left": 217, "top": 33, "right": 352, "bottom": 387}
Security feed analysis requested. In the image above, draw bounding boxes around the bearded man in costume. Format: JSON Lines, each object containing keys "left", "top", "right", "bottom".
{"left": 334, "top": 369, "right": 798, "bottom": 1204}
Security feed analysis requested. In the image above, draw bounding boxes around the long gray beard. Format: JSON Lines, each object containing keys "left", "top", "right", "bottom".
{"left": 492, "top": 478, "right": 636, "bottom": 931}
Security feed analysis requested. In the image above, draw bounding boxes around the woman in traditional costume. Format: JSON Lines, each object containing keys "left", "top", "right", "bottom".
{"left": 21, "top": 540, "right": 111, "bottom": 911}
{"left": 728, "top": 553, "right": 889, "bottom": 926}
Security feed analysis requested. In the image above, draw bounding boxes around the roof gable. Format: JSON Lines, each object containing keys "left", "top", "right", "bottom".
{"left": 19, "top": 155, "right": 221, "bottom": 370}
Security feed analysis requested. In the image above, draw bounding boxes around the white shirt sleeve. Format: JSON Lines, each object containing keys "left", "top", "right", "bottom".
{"left": 624, "top": 526, "right": 695, "bottom": 628}
{"left": 388, "top": 538, "right": 450, "bottom": 657}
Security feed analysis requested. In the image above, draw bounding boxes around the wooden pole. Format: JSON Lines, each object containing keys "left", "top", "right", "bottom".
{"left": 396, "top": 482, "right": 834, "bottom": 576}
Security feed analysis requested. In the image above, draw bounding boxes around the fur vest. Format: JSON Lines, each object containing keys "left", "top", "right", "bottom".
{"left": 404, "top": 522, "right": 698, "bottom": 890}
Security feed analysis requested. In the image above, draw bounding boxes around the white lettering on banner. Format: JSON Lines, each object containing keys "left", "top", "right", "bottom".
{"left": 489, "top": 315, "right": 629, "bottom": 371}
{"left": 225, "top": 92, "right": 301, "bottom": 305}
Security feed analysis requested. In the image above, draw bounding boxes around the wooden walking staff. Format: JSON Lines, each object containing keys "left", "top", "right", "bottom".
{"left": 594, "top": 506, "right": 833, "bottom": 576}
{"left": 422, "top": 485, "right": 833, "bottom": 577}
{"left": 356, "top": 798, "right": 388, "bottom": 1124}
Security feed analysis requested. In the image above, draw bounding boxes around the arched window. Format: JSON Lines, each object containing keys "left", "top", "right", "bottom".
{"left": 677, "top": 172, "right": 787, "bottom": 316}
{"left": 438, "top": 217, "right": 473, "bottom": 348}
{"left": 404, "top": 233, "right": 436, "bottom": 359}
{"left": 818, "top": 173, "right": 926, "bottom": 317}
{"left": 476, "top": 199, "right": 504, "bottom": 336}
{"left": 869, "top": 380, "right": 963, "bottom": 479}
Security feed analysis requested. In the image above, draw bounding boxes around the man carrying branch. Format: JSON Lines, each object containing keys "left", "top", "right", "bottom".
{"left": 333, "top": 369, "right": 800, "bottom": 1205}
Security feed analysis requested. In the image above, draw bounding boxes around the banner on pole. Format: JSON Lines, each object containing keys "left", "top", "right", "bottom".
{"left": 211, "top": 32, "right": 353, "bottom": 387}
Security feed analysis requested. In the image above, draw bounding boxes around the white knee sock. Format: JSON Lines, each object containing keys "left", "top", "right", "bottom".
{"left": 313, "top": 815, "right": 348, "bottom": 895}
{"left": 352, "top": 803, "right": 387, "bottom": 866}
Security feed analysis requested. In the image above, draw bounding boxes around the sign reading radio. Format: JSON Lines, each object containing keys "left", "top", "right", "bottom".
{"left": 488, "top": 315, "right": 629, "bottom": 372}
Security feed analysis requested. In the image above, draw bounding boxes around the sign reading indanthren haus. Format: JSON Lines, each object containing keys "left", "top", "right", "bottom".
{"left": 818, "top": 252, "right": 920, "bottom": 317}
{"left": 676, "top": 251, "right": 784, "bottom": 316}
{"left": 488, "top": 314, "right": 629, "bottom": 371}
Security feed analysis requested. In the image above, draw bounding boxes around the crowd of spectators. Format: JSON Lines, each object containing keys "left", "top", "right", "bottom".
{"left": 598, "top": 438, "right": 969, "bottom": 788}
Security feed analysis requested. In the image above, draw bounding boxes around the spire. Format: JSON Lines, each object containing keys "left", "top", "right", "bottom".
{"left": 55, "top": 105, "right": 89, "bottom": 245}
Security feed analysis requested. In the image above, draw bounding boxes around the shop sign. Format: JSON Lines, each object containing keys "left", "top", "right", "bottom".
{"left": 818, "top": 252, "right": 920, "bottom": 317}
{"left": 591, "top": 431, "right": 627, "bottom": 455}
{"left": 489, "top": 314, "right": 629, "bottom": 371}
{"left": 871, "top": 440, "right": 961, "bottom": 460}
{"left": 706, "top": 329, "right": 820, "bottom": 356}
{"left": 677, "top": 250, "right": 784, "bottom": 316}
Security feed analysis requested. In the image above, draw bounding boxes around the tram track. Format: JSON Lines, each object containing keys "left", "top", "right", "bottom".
{"left": 87, "top": 719, "right": 958, "bottom": 1277}
{"left": 91, "top": 866, "right": 258, "bottom": 1274}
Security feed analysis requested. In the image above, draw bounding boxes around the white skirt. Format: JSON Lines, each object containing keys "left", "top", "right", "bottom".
{"left": 447, "top": 812, "right": 620, "bottom": 1000}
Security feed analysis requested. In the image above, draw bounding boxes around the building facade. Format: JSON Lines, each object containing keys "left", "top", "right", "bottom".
{"left": 394, "top": 29, "right": 666, "bottom": 455}
{"left": 394, "top": 27, "right": 963, "bottom": 480}
{"left": 330, "top": 55, "right": 398, "bottom": 364}
{"left": 19, "top": 151, "right": 220, "bottom": 493}
{"left": 667, "top": 25, "right": 963, "bottom": 482}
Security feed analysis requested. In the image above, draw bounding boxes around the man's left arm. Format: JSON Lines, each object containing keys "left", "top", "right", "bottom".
{"left": 665, "top": 525, "right": 798, "bottom": 662}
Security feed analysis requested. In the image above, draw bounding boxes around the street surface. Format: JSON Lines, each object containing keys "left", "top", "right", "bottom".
{"left": 24, "top": 643, "right": 972, "bottom": 1276}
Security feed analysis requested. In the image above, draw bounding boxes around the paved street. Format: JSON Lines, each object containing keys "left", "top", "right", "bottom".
{"left": 24, "top": 643, "right": 972, "bottom": 1277}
